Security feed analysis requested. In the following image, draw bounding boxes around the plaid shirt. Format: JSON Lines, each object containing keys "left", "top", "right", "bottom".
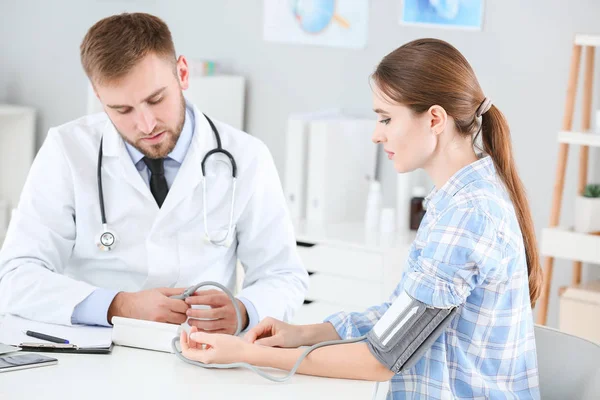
{"left": 325, "top": 156, "right": 540, "bottom": 399}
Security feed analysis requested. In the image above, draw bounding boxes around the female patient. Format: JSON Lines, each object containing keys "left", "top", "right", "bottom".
{"left": 179, "top": 38, "right": 541, "bottom": 399}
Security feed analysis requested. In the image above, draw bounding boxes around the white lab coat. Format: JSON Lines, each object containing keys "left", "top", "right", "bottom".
{"left": 0, "top": 104, "right": 309, "bottom": 326}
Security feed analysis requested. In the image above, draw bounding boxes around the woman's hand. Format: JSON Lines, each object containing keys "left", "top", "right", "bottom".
{"left": 244, "top": 317, "right": 307, "bottom": 348}
{"left": 180, "top": 326, "right": 251, "bottom": 364}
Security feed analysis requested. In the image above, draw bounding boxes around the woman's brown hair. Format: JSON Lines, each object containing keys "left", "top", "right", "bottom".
{"left": 373, "top": 38, "right": 541, "bottom": 307}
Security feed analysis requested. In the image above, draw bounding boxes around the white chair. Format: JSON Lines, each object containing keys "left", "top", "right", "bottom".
{"left": 535, "top": 324, "right": 600, "bottom": 399}
{"left": 375, "top": 325, "right": 600, "bottom": 399}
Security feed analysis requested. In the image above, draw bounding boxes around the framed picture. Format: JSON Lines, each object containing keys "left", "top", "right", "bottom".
{"left": 263, "top": 0, "right": 369, "bottom": 49}
{"left": 400, "top": 0, "right": 484, "bottom": 31}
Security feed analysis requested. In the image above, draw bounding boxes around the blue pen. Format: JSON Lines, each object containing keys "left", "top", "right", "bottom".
{"left": 25, "top": 330, "right": 70, "bottom": 344}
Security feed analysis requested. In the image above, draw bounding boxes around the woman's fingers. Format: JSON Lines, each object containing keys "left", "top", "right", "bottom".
{"left": 254, "top": 335, "right": 282, "bottom": 347}
{"left": 180, "top": 328, "right": 209, "bottom": 361}
{"left": 244, "top": 319, "right": 273, "bottom": 343}
{"left": 180, "top": 330, "right": 190, "bottom": 352}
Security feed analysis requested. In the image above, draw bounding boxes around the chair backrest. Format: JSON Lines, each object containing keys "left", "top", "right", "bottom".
{"left": 535, "top": 324, "right": 600, "bottom": 400}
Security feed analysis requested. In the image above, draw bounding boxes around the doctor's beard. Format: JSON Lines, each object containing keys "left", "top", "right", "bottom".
{"left": 123, "top": 91, "right": 186, "bottom": 159}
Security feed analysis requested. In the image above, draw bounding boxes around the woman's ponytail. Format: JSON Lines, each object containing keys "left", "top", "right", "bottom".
{"left": 481, "top": 105, "right": 542, "bottom": 307}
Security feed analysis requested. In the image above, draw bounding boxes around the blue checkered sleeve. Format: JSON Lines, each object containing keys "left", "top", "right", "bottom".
{"left": 404, "top": 205, "right": 504, "bottom": 308}
{"left": 323, "top": 284, "right": 406, "bottom": 339}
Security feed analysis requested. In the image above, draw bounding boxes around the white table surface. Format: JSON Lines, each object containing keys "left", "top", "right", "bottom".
{"left": 0, "top": 321, "right": 379, "bottom": 400}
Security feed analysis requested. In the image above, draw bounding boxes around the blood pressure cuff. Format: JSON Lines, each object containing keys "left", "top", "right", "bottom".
{"left": 366, "top": 290, "right": 460, "bottom": 374}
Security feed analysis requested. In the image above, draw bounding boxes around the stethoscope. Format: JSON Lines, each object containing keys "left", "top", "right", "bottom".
{"left": 96, "top": 114, "right": 238, "bottom": 251}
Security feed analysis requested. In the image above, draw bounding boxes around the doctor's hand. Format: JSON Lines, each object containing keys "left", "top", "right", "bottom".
{"left": 107, "top": 288, "right": 190, "bottom": 324}
{"left": 180, "top": 326, "right": 251, "bottom": 365}
{"left": 185, "top": 290, "right": 249, "bottom": 335}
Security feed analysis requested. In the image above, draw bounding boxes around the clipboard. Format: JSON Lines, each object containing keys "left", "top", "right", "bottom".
{"left": 18, "top": 342, "right": 113, "bottom": 354}
{"left": 0, "top": 315, "right": 114, "bottom": 354}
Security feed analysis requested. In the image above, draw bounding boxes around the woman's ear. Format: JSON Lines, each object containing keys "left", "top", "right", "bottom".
{"left": 428, "top": 105, "right": 448, "bottom": 136}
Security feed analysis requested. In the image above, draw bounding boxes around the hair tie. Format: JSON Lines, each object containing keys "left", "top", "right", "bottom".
{"left": 475, "top": 97, "right": 492, "bottom": 118}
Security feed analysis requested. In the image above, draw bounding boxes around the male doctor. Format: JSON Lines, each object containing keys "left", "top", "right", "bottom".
{"left": 0, "top": 13, "right": 308, "bottom": 332}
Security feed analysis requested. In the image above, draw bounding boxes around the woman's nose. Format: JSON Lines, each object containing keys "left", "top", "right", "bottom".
{"left": 372, "top": 130, "right": 386, "bottom": 144}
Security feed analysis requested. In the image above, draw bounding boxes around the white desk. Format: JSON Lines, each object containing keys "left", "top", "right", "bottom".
{"left": 0, "top": 221, "right": 403, "bottom": 399}
{"left": 0, "top": 338, "right": 379, "bottom": 400}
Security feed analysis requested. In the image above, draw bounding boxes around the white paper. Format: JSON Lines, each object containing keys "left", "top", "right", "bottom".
{"left": 0, "top": 315, "right": 112, "bottom": 348}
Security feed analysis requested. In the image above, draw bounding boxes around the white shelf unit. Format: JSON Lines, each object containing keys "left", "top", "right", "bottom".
{"left": 0, "top": 105, "right": 36, "bottom": 248}
{"left": 557, "top": 131, "right": 600, "bottom": 147}
{"left": 575, "top": 34, "right": 600, "bottom": 47}
{"left": 184, "top": 75, "right": 246, "bottom": 131}
{"left": 540, "top": 227, "right": 600, "bottom": 265}
{"left": 290, "top": 220, "right": 414, "bottom": 325}
{"left": 549, "top": 130, "right": 600, "bottom": 265}
{"left": 537, "top": 34, "right": 600, "bottom": 324}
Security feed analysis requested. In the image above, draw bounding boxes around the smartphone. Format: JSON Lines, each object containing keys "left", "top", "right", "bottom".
{"left": 0, "top": 353, "right": 58, "bottom": 372}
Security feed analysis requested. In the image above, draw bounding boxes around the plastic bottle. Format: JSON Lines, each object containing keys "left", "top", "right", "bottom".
{"left": 365, "top": 181, "right": 382, "bottom": 231}
{"left": 380, "top": 207, "right": 396, "bottom": 233}
{"left": 396, "top": 173, "right": 411, "bottom": 234}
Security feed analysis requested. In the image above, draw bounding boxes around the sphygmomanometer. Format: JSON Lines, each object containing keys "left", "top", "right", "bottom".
{"left": 171, "top": 282, "right": 460, "bottom": 382}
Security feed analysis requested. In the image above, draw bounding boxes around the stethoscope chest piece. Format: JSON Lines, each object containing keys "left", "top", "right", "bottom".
{"left": 96, "top": 225, "right": 118, "bottom": 251}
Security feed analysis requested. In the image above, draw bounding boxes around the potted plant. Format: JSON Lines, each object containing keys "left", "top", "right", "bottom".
{"left": 574, "top": 184, "right": 600, "bottom": 233}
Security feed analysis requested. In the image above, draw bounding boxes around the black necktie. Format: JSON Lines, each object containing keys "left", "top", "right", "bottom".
{"left": 143, "top": 157, "right": 169, "bottom": 208}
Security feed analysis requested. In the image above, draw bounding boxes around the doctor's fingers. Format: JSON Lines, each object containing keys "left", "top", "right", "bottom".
{"left": 186, "top": 306, "right": 227, "bottom": 320}
{"left": 192, "top": 289, "right": 221, "bottom": 296}
{"left": 164, "top": 311, "right": 189, "bottom": 325}
{"left": 165, "top": 297, "right": 191, "bottom": 314}
{"left": 158, "top": 287, "right": 188, "bottom": 297}
{"left": 185, "top": 291, "right": 230, "bottom": 307}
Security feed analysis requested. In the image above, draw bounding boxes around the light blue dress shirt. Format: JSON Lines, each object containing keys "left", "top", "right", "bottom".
{"left": 72, "top": 105, "right": 258, "bottom": 330}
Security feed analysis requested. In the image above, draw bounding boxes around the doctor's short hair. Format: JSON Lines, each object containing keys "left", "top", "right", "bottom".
{"left": 80, "top": 12, "right": 177, "bottom": 85}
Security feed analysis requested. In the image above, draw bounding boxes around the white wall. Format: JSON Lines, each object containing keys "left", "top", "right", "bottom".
{"left": 1, "top": 0, "right": 600, "bottom": 327}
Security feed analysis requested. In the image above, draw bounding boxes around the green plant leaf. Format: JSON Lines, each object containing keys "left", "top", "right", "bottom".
{"left": 583, "top": 184, "right": 600, "bottom": 198}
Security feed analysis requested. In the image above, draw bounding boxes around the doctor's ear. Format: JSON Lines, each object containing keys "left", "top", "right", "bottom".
{"left": 176, "top": 55, "right": 190, "bottom": 91}
{"left": 92, "top": 86, "right": 100, "bottom": 101}
{"left": 428, "top": 105, "right": 448, "bottom": 136}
